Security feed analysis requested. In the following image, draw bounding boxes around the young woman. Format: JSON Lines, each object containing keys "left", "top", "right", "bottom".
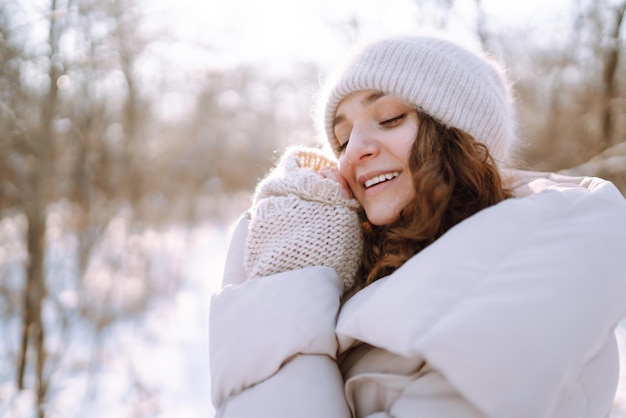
{"left": 210, "top": 35, "right": 626, "bottom": 418}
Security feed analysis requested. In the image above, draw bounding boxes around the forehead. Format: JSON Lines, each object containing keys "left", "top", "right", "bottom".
{"left": 334, "top": 90, "right": 411, "bottom": 124}
{"left": 345, "top": 90, "right": 385, "bottom": 105}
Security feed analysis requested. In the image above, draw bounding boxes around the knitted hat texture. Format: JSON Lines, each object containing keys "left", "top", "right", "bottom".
{"left": 323, "top": 36, "right": 516, "bottom": 164}
{"left": 245, "top": 146, "right": 363, "bottom": 291}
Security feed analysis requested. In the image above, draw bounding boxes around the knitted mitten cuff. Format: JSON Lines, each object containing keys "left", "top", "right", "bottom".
{"left": 252, "top": 147, "right": 361, "bottom": 209}
{"left": 245, "top": 146, "right": 363, "bottom": 291}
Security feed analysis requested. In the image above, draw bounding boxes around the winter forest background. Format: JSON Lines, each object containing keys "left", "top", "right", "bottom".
{"left": 0, "top": 0, "right": 625, "bottom": 417}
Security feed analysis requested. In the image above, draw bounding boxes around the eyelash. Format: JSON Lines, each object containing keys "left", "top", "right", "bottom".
{"left": 381, "top": 113, "right": 406, "bottom": 126}
{"left": 336, "top": 113, "right": 407, "bottom": 152}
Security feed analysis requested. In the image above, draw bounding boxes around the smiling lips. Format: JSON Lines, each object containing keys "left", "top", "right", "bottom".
{"left": 364, "top": 171, "right": 400, "bottom": 188}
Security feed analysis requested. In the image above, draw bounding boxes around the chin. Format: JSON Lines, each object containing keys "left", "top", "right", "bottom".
{"left": 365, "top": 211, "right": 400, "bottom": 226}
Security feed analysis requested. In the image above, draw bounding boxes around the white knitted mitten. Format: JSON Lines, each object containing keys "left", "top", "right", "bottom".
{"left": 245, "top": 146, "right": 363, "bottom": 291}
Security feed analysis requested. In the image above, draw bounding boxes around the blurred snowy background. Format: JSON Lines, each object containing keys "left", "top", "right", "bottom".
{"left": 1, "top": 0, "right": 625, "bottom": 416}
{"left": 0, "top": 205, "right": 236, "bottom": 417}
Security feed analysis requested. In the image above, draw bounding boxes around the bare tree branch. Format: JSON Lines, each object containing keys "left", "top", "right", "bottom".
{"left": 559, "top": 141, "right": 626, "bottom": 177}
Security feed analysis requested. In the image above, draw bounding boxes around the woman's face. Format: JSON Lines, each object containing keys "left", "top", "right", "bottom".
{"left": 335, "top": 90, "right": 418, "bottom": 226}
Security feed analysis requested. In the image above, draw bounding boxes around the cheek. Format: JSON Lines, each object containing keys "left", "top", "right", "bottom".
{"left": 396, "top": 118, "right": 418, "bottom": 150}
{"left": 337, "top": 157, "right": 353, "bottom": 182}
{"left": 400, "top": 126, "right": 418, "bottom": 151}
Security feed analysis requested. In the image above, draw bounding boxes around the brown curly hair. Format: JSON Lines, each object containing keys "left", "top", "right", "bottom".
{"left": 350, "top": 110, "right": 513, "bottom": 293}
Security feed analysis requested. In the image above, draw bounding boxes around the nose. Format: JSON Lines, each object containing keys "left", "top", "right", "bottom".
{"left": 342, "top": 124, "right": 379, "bottom": 164}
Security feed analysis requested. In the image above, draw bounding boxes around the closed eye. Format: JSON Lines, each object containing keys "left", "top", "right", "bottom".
{"left": 381, "top": 113, "right": 406, "bottom": 126}
{"left": 337, "top": 140, "right": 349, "bottom": 152}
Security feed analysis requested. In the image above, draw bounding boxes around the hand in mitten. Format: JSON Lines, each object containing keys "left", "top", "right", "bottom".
{"left": 245, "top": 146, "right": 363, "bottom": 291}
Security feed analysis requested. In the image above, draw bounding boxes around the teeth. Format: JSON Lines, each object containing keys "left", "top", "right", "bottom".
{"left": 365, "top": 172, "right": 400, "bottom": 188}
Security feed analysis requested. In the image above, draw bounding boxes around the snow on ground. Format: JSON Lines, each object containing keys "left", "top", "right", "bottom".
{"left": 0, "top": 217, "right": 231, "bottom": 417}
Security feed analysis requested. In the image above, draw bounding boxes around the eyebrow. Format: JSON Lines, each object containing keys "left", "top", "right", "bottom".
{"left": 333, "top": 91, "right": 387, "bottom": 128}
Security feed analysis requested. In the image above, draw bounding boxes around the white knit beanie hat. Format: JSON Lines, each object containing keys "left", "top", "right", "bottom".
{"left": 323, "top": 35, "right": 516, "bottom": 165}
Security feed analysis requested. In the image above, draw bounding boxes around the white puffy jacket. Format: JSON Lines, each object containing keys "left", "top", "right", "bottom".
{"left": 210, "top": 171, "right": 626, "bottom": 418}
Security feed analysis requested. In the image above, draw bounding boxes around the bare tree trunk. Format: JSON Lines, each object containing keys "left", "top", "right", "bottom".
{"left": 474, "top": 0, "right": 489, "bottom": 51}
{"left": 16, "top": 1, "right": 60, "bottom": 416}
{"left": 121, "top": 58, "right": 140, "bottom": 204}
{"left": 602, "top": 2, "right": 626, "bottom": 149}
{"left": 17, "top": 204, "right": 45, "bottom": 390}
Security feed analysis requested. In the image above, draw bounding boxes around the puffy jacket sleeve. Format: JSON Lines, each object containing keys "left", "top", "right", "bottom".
{"left": 210, "top": 215, "right": 351, "bottom": 418}
{"left": 337, "top": 176, "right": 626, "bottom": 418}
